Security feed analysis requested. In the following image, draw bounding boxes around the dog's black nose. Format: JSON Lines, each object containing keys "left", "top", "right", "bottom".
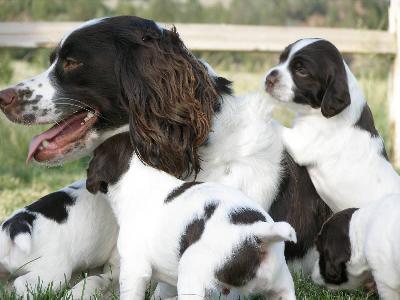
{"left": 265, "top": 70, "right": 279, "bottom": 89}
{"left": 0, "top": 88, "right": 18, "bottom": 108}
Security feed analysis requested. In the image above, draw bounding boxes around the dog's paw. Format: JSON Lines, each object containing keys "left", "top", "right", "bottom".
{"left": 13, "top": 275, "right": 33, "bottom": 299}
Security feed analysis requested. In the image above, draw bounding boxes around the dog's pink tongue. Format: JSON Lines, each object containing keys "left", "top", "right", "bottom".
{"left": 26, "top": 124, "right": 67, "bottom": 163}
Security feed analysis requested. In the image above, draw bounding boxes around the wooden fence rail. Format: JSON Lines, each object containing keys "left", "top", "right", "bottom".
{"left": 0, "top": 22, "right": 397, "bottom": 54}
{"left": 0, "top": 1, "right": 399, "bottom": 166}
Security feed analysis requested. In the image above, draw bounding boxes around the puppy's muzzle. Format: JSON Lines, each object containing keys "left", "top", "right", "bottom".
{"left": 265, "top": 69, "right": 279, "bottom": 92}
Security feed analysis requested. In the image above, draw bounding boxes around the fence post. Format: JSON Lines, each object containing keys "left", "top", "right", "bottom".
{"left": 389, "top": 0, "right": 400, "bottom": 167}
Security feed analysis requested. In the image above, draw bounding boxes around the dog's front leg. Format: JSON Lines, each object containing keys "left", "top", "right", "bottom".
{"left": 152, "top": 282, "right": 177, "bottom": 300}
{"left": 265, "top": 264, "right": 296, "bottom": 300}
{"left": 13, "top": 267, "right": 72, "bottom": 299}
{"left": 119, "top": 248, "right": 152, "bottom": 300}
{"left": 375, "top": 279, "right": 400, "bottom": 300}
{"left": 70, "top": 246, "right": 120, "bottom": 299}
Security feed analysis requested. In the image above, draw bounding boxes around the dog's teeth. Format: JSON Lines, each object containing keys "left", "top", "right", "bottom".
{"left": 42, "top": 140, "right": 50, "bottom": 148}
{"left": 81, "top": 112, "right": 95, "bottom": 126}
{"left": 83, "top": 112, "right": 95, "bottom": 123}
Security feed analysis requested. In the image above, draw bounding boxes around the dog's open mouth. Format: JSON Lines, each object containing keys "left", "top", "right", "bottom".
{"left": 27, "top": 110, "right": 98, "bottom": 163}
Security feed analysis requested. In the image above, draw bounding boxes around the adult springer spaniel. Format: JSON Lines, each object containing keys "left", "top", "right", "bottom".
{"left": 264, "top": 38, "right": 400, "bottom": 212}
{"left": 0, "top": 17, "right": 331, "bottom": 297}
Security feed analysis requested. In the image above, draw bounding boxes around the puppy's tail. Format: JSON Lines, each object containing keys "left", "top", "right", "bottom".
{"left": 0, "top": 214, "right": 33, "bottom": 257}
{"left": 252, "top": 221, "right": 297, "bottom": 243}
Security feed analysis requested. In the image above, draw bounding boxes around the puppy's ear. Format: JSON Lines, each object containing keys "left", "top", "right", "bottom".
{"left": 86, "top": 177, "right": 108, "bottom": 194}
{"left": 116, "top": 27, "right": 220, "bottom": 177}
{"left": 86, "top": 158, "right": 108, "bottom": 194}
{"left": 324, "top": 259, "right": 346, "bottom": 284}
{"left": 321, "top": 64, "right": 351, "bottom": 118}
{"left": 317, "top": 208, "right": 357, "bottom": 284}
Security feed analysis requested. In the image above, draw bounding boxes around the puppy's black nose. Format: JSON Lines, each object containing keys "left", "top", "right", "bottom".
{"left": 265, "top": 70, "right": 279, "bottom": 90}
{"left": 0, "top": 88, "right": 18, "bottom": 108}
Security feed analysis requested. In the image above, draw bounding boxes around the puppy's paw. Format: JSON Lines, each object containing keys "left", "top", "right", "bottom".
{"left": 13, "top": 275, "right": 34, "bottom": 299}
{"left": 70, "top": 275, "right": 109, "bottom": 300}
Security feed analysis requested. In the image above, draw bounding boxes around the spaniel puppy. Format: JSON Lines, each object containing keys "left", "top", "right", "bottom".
{"left": 87, "top": 132, "right": 297, "bottom": 300}
{"left": 312, "top": 195, "right": 400, "bottom": 300}
{"left": 0, "top": 181, "right": 118, "bottom": 298}
{"left": 264, "top": 38, "right": 400, "bottom": 212}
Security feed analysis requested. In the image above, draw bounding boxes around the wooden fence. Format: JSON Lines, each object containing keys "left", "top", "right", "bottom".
{"left": 0, "top": 1, "right": 399, "bottom": 166}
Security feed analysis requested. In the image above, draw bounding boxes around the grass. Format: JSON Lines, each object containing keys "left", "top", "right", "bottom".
{"left": 0, "top": 56, "right": 392, "bottom": 299}
{"left": 0, "top": 276, "right": 378, "bottom": 300}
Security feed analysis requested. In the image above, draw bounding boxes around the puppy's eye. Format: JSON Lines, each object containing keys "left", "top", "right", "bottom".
{"left": 63, "top": 58, "right": 82, "bottom": 71}
{"left": 294, "top": 63, "right": 309, "bottom": 77}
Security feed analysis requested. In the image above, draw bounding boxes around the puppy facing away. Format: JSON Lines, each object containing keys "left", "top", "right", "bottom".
{"left": 0, "top": 180, "right": 119, "bottom": 298}
{"left": 264, "top": 38, "right": 400, "bottom": 212}
{"left": 87, "top": 132, "right": 297, "bottom": 300}
{"left": 312, "top": 195, "right": 400, "bottom": 300}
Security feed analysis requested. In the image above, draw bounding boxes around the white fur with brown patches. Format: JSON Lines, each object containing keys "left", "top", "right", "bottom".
{"left": 13, "top": 62, "right": 59, "bottom": 124}
{"left": 266, "top": 38, "right": 400, "bottom": 212}
{"left": 103, "top": 152, "right": 296, "bottom": 300}
{"left": 0, "top": 180, "right": 118, "bottom": 299}
{"left": 312, "top": 195, "right": 400, "bottom": 300}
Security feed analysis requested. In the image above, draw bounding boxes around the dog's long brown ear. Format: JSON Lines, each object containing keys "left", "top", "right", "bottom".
{"left": 320, "top": 46, "right": 351, "bottom": 118}
{"left": 317, "top": 208, "right": 357, "bottom": 284}
{"left": 321, "top": 72, "right": 351, "bottom": 118}
{"left": 116, "top": 26, "right": 221, "bottom": 177}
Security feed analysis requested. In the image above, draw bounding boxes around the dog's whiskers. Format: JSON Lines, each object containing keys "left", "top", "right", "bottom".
{"left": 54, "top": 97, "right": 97, "bottom": 112}
{"left": 53, "top": 98, "right": 113, "bottom": 123}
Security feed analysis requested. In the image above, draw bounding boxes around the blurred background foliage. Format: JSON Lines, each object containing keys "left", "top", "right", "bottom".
{"left": 0, "top": 0, "right": 392, "bottom": 85}
{"left": 0, "top": 0, "right": 389, "bottom": 28}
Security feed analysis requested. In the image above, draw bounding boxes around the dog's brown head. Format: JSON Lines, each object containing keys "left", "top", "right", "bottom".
{"left": 0, "top": 16, "right": 232, "bottom": 174}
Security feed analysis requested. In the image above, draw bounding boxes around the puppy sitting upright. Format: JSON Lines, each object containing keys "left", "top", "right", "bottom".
{"left": 312, "top": 195, "right": 400, "bottom": 300}
{"left": 87, "top": 132, "right": 297, "bottom": 300}
{"left": 264, "top": 38, "right": 400, "bottom": 212}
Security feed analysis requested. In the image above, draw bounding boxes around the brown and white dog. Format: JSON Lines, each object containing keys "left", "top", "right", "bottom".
{"left": 312, "top": 195, "right": 400, "bottom": 300}
{"left": 264, "top": 38, "right": 400, "bottom": 213}
{"left": 87, "top": 132, "right": 297, "bottom": 300}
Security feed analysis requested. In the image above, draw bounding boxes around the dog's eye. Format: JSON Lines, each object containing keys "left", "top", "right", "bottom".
{"left": 63, "top": 58, "right": 82, "bottom": 71}
{"left": 295, "top": 64, "right": 309, "bottom": 77}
